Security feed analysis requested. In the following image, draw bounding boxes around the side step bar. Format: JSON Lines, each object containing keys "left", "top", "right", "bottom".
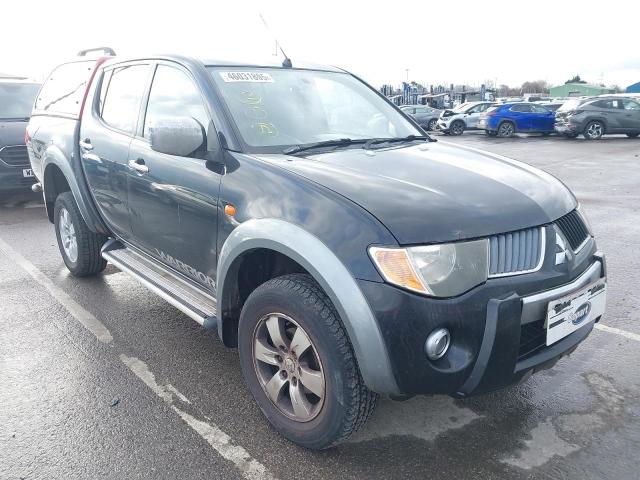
{"left": 101, "top": 240, "right": 217, "bottom": 328}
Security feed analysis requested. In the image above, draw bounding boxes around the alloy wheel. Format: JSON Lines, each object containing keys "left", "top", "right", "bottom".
{"left": 499, "top": 123, "right": 514, "bottom": 137}
{"left": 252, "top": 313, "right": 325, "bottom": 422}
{"left": 59, "top": 207, "right": 78, "bottom": 263}
{"left": 586, "top": 122, "right": 603, "bottom": 139}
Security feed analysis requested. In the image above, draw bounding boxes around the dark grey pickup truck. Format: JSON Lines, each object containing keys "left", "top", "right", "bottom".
{"left": 27, "top": 48, "right": 607, "bottom": 449}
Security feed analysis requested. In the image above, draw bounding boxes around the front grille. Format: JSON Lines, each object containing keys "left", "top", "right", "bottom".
{"left": 518, "top": 319, "right": 546, "bottom": 360}
{"left": 489, "top": 226, "right": 544, "bottom": 277}
{"left": 555, "top": 210, "right": 589, "bottom": 251}
{"left": 0, "top": 145, "right": 30, "bottom": 167}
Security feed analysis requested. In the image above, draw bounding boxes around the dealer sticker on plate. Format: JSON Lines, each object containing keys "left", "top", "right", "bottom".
{"left": 546, "top": 278, "right": 606, "bottom": 346}
{"left": 23, "top": 168, "right": 34, "bottom": 178}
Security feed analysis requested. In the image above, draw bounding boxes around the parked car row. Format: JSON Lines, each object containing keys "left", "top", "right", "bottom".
{"left": 401, "top": 95, "right": 640, "bottom": 140}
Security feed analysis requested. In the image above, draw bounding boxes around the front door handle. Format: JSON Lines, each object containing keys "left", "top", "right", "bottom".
{"left": 128, "top": 158, "right": 149, "bottom": 174}
{"left": 79, "top": 138, "right": 93, "bottom": 151}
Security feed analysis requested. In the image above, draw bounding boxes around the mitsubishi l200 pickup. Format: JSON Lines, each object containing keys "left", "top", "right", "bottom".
{"left": 26, "top": 49, "right": 607, "bottom": 449}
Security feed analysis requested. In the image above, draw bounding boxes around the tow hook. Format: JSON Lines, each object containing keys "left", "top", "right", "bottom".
{"left": 31, "top": 182, "right": 42, "bottom": 193}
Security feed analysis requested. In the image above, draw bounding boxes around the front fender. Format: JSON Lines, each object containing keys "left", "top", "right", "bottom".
{"left": 217, "top": 218, "right": 400, "bottom": 395}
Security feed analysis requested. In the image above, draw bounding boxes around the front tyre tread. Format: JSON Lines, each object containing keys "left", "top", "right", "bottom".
{"left": 239, "top": 273, "right": 377, "bottom": 449}
{"left": 54, "top": 192, "right": 107, "bottom": 276}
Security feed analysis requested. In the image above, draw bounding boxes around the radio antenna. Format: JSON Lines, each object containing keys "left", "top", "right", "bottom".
{"left": 259, "top": 13, "right": 292, "bottom": 68}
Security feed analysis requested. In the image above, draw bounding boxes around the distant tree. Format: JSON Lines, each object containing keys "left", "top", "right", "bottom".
{"left": 565, "top": 75, "right": 587, "bottom": 84}
{"left": 609, "top": 85, "right": 624, "bottom": 93}
{"left": 521, "top": 80, "right": 550, "bottom": 93}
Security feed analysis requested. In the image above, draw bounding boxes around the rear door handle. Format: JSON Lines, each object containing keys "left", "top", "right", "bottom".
{"left": 82, "top": 152, "right": 102, "bottom": 163}
{"left": 79, "top": 139, "right": 93, "bottom": 151}
{"left": 128, "top": 158, "right": 149, "bottom": 174}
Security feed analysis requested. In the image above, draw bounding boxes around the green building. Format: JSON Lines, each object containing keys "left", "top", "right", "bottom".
{"left": 549, "top": 83, "right": 615, "bottom": 98}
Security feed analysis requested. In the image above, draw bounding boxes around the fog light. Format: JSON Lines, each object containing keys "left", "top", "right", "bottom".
{"left": 425, "top": 328, "right": 450, "bottom": 360}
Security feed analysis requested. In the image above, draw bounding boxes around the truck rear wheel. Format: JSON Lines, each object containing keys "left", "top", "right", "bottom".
{"left": 54, "top": 192, "right": 107, "bottom": 276}
{"left": 238, "top": 273, "right": 377, "bottom": 449}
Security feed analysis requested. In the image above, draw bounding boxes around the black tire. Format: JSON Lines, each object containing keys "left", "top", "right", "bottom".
{"left": 626, "top": 132, "right": 640, "bottom": 138}
{"left": 542, "top": 132, "right": 551, "bottom": 136}
{"left": 54, "top": 192, "right": 107, "bottom": 276}
{"left": 497, "top": 121, "right": 515, "bottom": 138}
{"left": 427, "top": 119, "right": 437, "bottom": 131}
{"left": 485, "top": 130, "right": 497, "bottom": 137}
{"left": 238, "top": 273, "right": 377, "bottom": 449}
{"left": 564, "top": 132, "right": 579, "bottom": 139}
{"left": 450, "top": 120, "right": 465, "bottom": 136}
{"left": 583, "top": 121, "right": 604, "bottom": 140}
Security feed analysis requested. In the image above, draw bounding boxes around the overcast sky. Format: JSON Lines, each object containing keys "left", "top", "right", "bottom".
{"left": 2, "top": 0, "right": 639, "bottom": 89}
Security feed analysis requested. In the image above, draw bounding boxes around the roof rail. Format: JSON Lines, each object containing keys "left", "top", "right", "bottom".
{"left": 77, "top": 47, "right": 116, "bottom": 57}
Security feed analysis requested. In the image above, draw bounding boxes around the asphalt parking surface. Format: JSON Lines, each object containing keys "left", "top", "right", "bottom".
{"left": 1, "top": 132, "right": 639, "bottom": 480}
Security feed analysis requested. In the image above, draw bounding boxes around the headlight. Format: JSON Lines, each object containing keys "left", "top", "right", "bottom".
{"left": 369, "top": 239, "right": 489, "bottom": 298}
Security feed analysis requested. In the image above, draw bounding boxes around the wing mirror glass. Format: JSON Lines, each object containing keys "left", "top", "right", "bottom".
{"left": 148, "top": 117, "right": 205, "bottom": 157}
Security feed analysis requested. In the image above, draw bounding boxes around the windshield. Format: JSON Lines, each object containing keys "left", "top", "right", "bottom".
{"left": 0, "top": 83, "right": 40, "bottom": 119}
{"left": 209, "top": 68, "right": 421, "bottom": 152}
{"left": 452, "top": 102, "right": 472, "bottom": 112}
{"left": 558, "top": 99, "right": 582, "bottom": 111}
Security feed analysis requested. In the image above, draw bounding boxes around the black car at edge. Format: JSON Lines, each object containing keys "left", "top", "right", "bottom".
{"left": 26, "top": 48, "right": 607, "bottom": 449}
{"left": 0, "top": 79, "right": 40, "bottom": 194}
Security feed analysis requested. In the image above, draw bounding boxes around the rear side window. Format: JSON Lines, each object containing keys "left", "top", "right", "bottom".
{"left": 100, "top": 65, "right": 150, "bottom": 134}
{"left": 592, "top": 99, "right": 624, "bottom": 109}
{"left": 35, "top": 61, "right": 94, "bottom": 116}
{"left": 511, "top": 104, "right": 532, "bottom": 112}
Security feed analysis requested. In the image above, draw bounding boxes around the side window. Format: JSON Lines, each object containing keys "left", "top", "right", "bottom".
{"left": 101, "top": 65, "right": 150, "bottom": 134}
{"left": 531, "top": 104, "right": 550, "bottom": 113}
{"left": 622, "top": 99, "right": 640, "bottom": 110}
{"left": 467, "top": 105, "right": 480, "bottom": 114}
{"left": 611, "top": 99, "right": 622, "bottom": 109}
{"left": 143, "top": 65, "right": 210, "bottom": 138}
{"left": 98, "top": 69, "right": 113, "bottom": 116}
{"left": 590, "top": 100, "right": 608, "bottom": 109}
{"left": 35, "top": 61, "right": 94, "bottom": 116}
{"left": 511, "top": 104, "right": 528, "bottom": 112}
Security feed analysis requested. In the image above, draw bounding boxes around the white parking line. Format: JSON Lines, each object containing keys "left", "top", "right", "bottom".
{"left": 595, "top": 324, "right": 640, "bottom": 342}
{"left": 0, "top": 237, "right": 113, "bottom": 343}
{"left": 121, "top": 355, "right": 275, "bottom": 480}
{"left": 0, "top": 235, "right": 274, "bottom": 480}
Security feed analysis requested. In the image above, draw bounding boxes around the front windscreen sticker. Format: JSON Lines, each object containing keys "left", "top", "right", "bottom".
{"left": 220, "top": 72, "right": 274, "bottom": 83}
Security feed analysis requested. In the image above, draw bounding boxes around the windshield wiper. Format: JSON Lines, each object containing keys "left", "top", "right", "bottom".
{"left": 362, "top": 134, "right": 434, "bottom": 150}
{"left": 283, "top": 138, "right": 369, "bottom": 155}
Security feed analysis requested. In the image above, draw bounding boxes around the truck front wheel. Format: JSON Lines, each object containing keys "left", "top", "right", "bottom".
{"left": 238, "top": 273, "right": 377, "bottom": 449}
{"left": 54, "top": 192, "right": 107, "bottom": 276}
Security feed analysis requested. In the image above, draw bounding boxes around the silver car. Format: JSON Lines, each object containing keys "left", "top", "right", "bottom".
{"left": 400, "top": 105, "right": 442, "bottom": 131}
{"left": 437, "top": 101, "right": 494, "bottom": 135}
{"left": 555, "top": 96, "right": 640, "bottom": 139}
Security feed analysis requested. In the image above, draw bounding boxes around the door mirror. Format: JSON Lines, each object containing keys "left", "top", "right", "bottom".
{"left": 148, "top": 117, "right": 205, "bottom": 157}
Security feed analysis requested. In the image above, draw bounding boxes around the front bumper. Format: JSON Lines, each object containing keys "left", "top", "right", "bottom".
{"left": 359, "top": 250, "right": 606, "bottom": 397}
{"left": 436, "top": 120, "right": 451, "bottom": 131}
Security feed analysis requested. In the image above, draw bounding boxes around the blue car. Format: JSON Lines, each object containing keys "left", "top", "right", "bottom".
{"left": 478, "top": 103, "right": 556, "bottom": 137}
